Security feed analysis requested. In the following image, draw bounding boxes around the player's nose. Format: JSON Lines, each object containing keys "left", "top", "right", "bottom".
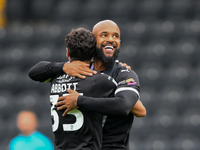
{"left": 106, "top": 35, "right": 114, "bottom": 42}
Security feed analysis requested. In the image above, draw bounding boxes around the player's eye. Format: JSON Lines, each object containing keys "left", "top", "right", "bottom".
{"left": 113, "top": 35, "right": 119, "bottom": 38}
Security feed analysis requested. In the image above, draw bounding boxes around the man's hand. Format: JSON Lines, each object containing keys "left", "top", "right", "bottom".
{"left": 56, "top": 89, "right": 80, "bottom": 116}
{"left": 63, "top": 61, "right": 97, "bottom": 79}
{"left": 119, "top": 62, "right": 131, "bottom": 70}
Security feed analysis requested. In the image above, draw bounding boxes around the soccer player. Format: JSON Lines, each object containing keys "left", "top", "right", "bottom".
{"left": 56, "top": 20, "right": 146, "bottom": 150}
{"left": 29, "top": 28, "right": 117, "bottom": 150}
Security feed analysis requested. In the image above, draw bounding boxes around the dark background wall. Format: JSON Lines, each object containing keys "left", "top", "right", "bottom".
{"left": 0, "top": 0, "right": 200, "bottom": 149}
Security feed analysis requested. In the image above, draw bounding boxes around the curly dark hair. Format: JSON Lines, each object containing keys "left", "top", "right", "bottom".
{"left": 65, "top": 27, "right": 96, "bottom": 61}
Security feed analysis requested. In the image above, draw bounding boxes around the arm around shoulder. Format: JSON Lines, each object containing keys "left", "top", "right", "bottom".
{"left": 131, "top": 100, "right": 146, "bottom": 117}
{"left": 28, "top": 61, "right": 64, "bottom": 82}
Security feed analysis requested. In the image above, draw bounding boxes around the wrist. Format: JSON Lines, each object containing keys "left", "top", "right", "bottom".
{"left": 77, "top": 95, "right": 84, "bottom": 107}
{"left": 62, "top": 62, "right": 69, "bottom": 74}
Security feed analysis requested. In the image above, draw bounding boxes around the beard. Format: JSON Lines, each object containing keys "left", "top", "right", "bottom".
{"left": 95, "top": 46, "right": 120, "bottom": 65}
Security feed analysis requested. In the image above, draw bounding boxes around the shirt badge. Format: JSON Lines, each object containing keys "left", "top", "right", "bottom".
{"left": 126, "top": 78, "right": 136, "bottom": 85}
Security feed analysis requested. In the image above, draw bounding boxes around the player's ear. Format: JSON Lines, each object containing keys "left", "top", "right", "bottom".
{"left": 66, "top": 48, "right": 70, "bottom": 57}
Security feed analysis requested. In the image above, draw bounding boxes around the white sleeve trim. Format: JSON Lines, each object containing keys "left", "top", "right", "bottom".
{"left": 115, "top": 87, "right": 140, "bottom": 98}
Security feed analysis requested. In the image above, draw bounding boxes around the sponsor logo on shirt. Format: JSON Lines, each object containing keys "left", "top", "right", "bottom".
{"left": 121, "top": 68, "right": 130, "bottom": 72}
{"left": 118, "top": 78, "right": 136, "bottom": 86}
{"left": 56, "top": 74, "right": 75, "bottom": 83}
{"left": 126, "top": 78, "right": 136, "bottom": 85}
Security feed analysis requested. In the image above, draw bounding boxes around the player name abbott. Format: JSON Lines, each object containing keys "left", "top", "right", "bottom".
{"left": 51, "top": 82, "right": 78, "bottom": 93}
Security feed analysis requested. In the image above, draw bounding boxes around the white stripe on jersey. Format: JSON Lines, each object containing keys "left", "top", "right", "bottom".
{"left": 102, "top": 115, "right": 107, "bottom": 127}
{"left": 115, "top": 87, "right": 140, "bottom": 98}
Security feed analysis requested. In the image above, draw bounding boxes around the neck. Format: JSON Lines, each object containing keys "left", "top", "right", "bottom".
{"left": 23, "top": 130, "right": 35, "bottom": 136}
{"left": 93, "top": 58, "right": 108, "bottom": 71}
{"left": 71, "top": 60, "right": 91, "bottom": 65}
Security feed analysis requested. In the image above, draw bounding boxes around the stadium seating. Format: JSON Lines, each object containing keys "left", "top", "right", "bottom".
{"left": 1, "top": 0, "right": 199, "bottom": 149}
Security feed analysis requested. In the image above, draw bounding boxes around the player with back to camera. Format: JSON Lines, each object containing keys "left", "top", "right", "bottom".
{"left": 29, "top": 20, "right": 146, "bottom": 150}
{"left": 29, "top": 27, "right": 117, "bottom": 150}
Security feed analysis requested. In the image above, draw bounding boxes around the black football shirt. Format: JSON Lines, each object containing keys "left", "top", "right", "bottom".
{"left": 50, "top": 72, "right": 116, "bottom": 150}
{"left": 28, "top": 61, "right": 140, "bottom": 150}
{"left": 101, "top": 62, "right": 140, "bottom": 150}
{"left": 78, "top": 61, "right": 140, "bottom": 150}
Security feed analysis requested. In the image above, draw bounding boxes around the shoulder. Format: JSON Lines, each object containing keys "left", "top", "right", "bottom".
{"left": 32, "top": 132, "right": 53, "bottom": 148}
{"left": 33, "top": 132, "right": 53, "bottom": 145}
{"left": 84, "top": 72, "right": 117, "bottom": 95}
{"left": 95, "top": 72, "right": 117, "bottom": 85}
{"left": 110, "top": 61, "right": 138, "bottom": 77}
{"left": 113, "top": 63, "right": 140, "bottom": 89}
{"left": 10, "top": 134, "right": 24, "bottom": 142}
{"left": 9, "top": 135, "right": 25, "bottom": 148}
{"left": 34, "top": 131, "right": 48, "bottom": 139}
{"left": 115, "top": 64, "right": 139, "bottom": 79}
{"left": 10, "top": 136, "right": 19, "bottom": 145}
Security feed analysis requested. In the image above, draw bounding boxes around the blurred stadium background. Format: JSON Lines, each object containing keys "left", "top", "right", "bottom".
{"left": 0, "top": 0, "right": 200, "bottom": 149}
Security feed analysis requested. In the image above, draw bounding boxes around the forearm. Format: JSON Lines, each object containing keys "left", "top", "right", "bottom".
{"left": 28, "top": 61, "right": 64, "bottom": 82}
{"left": 77, "top": 91, "right": 138, "bottom": 116}
{"left": 131, "top": 100, "right": 146, "bottom": 117}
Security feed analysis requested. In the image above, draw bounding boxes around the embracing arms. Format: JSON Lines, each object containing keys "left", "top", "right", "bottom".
{"left": 28, "top": 61, "right": 146, "bottom": 117}
{"left": 57, "top": 89, "right": 146, "bottom": 117}
{"left": 28, "top": 61, "right": 65, "bottom": 82}
{"left": 28, "top": 61, "right": 97, "bottom": 82}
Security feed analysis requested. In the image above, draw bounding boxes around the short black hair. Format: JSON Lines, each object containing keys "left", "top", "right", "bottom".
{"left": 65, "top": 28, "right": 96, "bottom": 61}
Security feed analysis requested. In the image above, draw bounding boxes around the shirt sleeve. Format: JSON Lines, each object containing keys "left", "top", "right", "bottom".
{"left": 77, "top": 68, "right": 140, "bottom": 116}
{"left": 115, "top": 68, "right": 140, "bottom": 99}
{"left": 28, "top": 61, "right": 65, "bottom": 82}
{"left": 78, "top": 91, "right": 138, "bottom": 116}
